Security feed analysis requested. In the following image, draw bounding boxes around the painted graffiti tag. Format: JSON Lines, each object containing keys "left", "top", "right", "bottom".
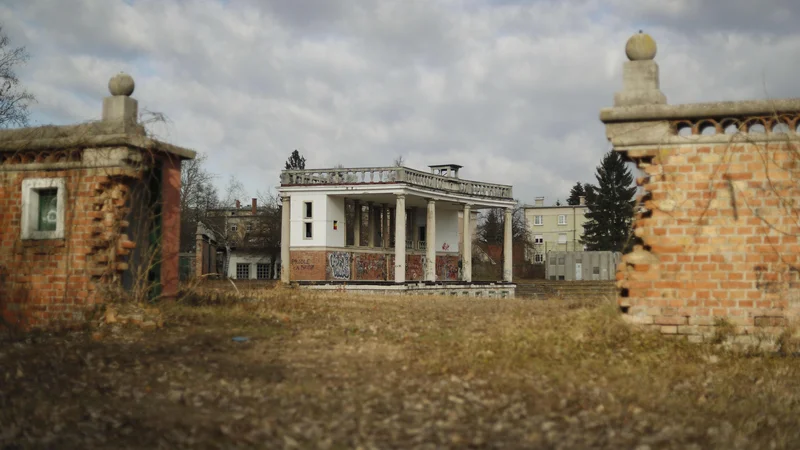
{"left": 328, "top": 252, "right": 351, "bottom": 280}
{"left": 355, "top": 253, "right": 386, "bottom": 280}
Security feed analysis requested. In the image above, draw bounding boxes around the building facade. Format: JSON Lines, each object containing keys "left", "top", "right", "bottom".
{"left": 279, "top": 164, "right": 517, "bottom": 296}
{"left": 196, "top": 199, "right": 282, "bottom": 280}
{"left": 524, "top": 196, "right": 588, "bottom": 263}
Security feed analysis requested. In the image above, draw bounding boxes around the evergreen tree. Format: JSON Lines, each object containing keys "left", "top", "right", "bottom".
{"left": 566, "top": 182, "right": 586, "bottom": 205}
{"left": 581, "top": 151, "right": 636, "bottom": 252}
{"left": 285, "top": 150, "right": 306, "bottom": 170}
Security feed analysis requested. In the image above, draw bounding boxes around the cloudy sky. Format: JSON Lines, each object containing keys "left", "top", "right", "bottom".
{"left": 2, "top": 0, "right": 799, "bottom": 205}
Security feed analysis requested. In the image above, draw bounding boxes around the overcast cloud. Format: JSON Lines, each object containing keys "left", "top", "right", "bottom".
{"left": 2, "top": 0, "right": 799, "bottom": 205}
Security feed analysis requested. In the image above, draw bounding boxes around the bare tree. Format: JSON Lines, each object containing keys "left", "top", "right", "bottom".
{"left": 179, "top": 153, "right": 219, "bottom": 252}
{"left": 222, "top": 174, "right": 246, "bottom": 208}
{"left": 0, "top": 25, "right": 35, "bottom": 128}
{"left": 393, "top": 155, "right": 405, "bottom": 167}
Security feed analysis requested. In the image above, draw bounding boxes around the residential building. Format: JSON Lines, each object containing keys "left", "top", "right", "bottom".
{"left": 524, "top": 196, "right": 588, "bottom": 263}
{"left": 278, "top": 164, "right": 517, "bottom": 297}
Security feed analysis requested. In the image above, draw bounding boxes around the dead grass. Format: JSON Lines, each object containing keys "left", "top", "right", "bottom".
{"left": 2, "top": 288, "right": 800, "bottom": 449}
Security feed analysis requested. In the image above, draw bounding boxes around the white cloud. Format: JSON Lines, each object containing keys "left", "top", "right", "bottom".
{"left": 2, "top": 0, "right": 799, "bottom": 206}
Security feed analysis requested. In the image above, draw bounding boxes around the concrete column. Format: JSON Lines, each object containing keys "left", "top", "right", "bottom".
{"left": 353, "top": 200, "right": 361, "bottom": 246}
{"left": 425, "top": 199, "right": 436, "bottom": 281}
{"left": 280, "top": 195, "right": 291, "bottom": 283}
{"left": 367, "top": 202, "right": 376, "bottom": 248}
{"left": 394, "top": 195, "right": 406, "bottom": 283}
{"left": 462, "top": 204, "right": 472, "bottom": 283}
{"left": 503, "top": 207, "right": 513, "bottom": 283}
{"left": 382, "top": 203, "right": 390, "bottom": 248}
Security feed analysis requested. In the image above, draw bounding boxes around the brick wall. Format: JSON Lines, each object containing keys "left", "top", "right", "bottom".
{"left": 0, "top": 167, "right": 139, "bottom": 329}
{"left": 618, "top": 141, "right": 800, "bottom": 341}
{"left": 288, "top": 250, "right": 464, "bottom": 282}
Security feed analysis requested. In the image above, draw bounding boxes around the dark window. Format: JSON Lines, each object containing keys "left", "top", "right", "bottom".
{"left": 304, "top": 202, "right": 313, "bottom": 219}
{"left": 236, "top": 263, "right": 250, "bottom": 279}
{"left": 305, "top": 222, "right": 313, "bottom": 238}
{"left": 593, "top": 266, "right": 600, "bottom": 275}
{"left": 37, "top": 188, "right": 58, "bottom": 231}
{"left": 257, "top": 263, "right": 270, "bottom": 279}
{"left": 419, "top": 226, "right": 426, "bottom": 241}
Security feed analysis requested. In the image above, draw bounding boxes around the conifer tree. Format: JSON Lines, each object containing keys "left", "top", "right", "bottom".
{"left": 566, "top": 182, "right": 586, "bottom": 205}
{"left": 581, "top": 151, "right": 636, "bottom": 252}
{"left": 285, "top": 150, "right": 306, "bottom": 170}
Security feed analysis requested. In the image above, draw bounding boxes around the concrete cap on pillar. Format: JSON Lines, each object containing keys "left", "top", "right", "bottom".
{"left": 625, "top": 31, "right": 657, "bottom": 61}
{"left": 108, "top": 72, "right": 135, "bottom": 97}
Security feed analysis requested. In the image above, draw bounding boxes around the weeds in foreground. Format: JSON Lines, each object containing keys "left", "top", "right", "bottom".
{"left": 4, "top": 291, "right": 800, "bottom": 449}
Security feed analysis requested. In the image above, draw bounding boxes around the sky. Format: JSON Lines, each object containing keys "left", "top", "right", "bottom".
{"left": 2, "top": 0, "right": 799, "bottom": 206}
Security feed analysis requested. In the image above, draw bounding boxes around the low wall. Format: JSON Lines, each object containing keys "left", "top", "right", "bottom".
{"left": 300, "top": 282, "right": 515, "bottom": 298}
{"left": 289, "top": 249, "right": 460, "bottom": 282}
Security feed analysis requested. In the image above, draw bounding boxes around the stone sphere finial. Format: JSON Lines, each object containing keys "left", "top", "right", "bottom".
{"left": 625, "top": 31, "right": 657, "bottom": 61}
{"left": 108, "top": 72, "right": 135, "bottom": 96}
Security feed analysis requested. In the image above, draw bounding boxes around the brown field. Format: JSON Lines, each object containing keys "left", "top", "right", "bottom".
{"left": 2, "top": 286, "right": 800, "bottom": 449}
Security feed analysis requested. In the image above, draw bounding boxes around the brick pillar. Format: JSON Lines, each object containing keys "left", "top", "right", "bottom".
{"left": 161, "top": 157, "right": 181, "bottom": 298}
{"left": 195, "top": 231, "right": 204, "bottom": 278}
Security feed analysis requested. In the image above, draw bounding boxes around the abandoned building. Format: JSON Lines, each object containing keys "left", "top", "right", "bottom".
{"left": 0, "top": 73, "right": 195, "bottom": 329}
{"left": 603, "top": 32, "right": 800, "bottom": 343}
{"left": 279, "top": 164, "right": 517, "bottom": 297}
{"left": 193, "top": 203, "right": 282, "bottom": 281}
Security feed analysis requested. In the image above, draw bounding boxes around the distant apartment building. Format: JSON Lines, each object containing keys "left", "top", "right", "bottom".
{"left": 524, "top": 196, "right": 588, "bottom": 263}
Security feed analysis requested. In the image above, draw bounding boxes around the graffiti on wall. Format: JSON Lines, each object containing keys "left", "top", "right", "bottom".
{"left": 328, "top": 251, "right": 351, "bottom": 280}
{"left": 436, "top": 255, "right": 459, "bottom": 281}
{"left": 355, "top": 253, "right": 386, "bottom": 280}
{"left": 290, "top": 251, "right": 326, "bottom": 280}
{"left": 406, "top": 255, "right": 425, "bottom": 281}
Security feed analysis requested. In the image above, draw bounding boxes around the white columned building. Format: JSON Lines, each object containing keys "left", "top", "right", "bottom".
{"left": 278, "top": 164, "right": 517, "bottom": 297}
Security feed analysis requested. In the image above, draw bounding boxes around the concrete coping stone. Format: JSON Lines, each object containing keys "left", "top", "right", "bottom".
{"left": 600, "top": 98, "right": 800, "bottom": 123}
{"left": 0, "top": 122, "right": 196, "bottom": 160}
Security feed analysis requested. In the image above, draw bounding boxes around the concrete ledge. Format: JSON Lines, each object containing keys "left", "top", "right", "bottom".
{"left": 600, "top": 98, "right": 800, "bottom": 123}
{"left": 0, "top": 126, "right": 196, "bottom": 160}
{"left": 299, "top": 282, "right": 516, "bottom": 298}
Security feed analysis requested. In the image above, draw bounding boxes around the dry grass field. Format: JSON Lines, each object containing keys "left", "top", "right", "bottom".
{"left": 3, "top": 286, "right": 800, "bottom": 449}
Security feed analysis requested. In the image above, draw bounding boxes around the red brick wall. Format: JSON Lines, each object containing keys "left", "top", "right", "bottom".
{"left": 289, "top": 250, "right": 327, "bottom": 281}
{"left": 0, "top": 168, "right": 138, "bottom": 330}
{"left": 618, "top": 142, "right": 800, "bottom": 340}
{"left": 160, "top": 157, "right": 182, "bottom": 298}
{"left": 286, "top": 250, "right": 465, "bottom": 283}
{"left": 354, "top": 253, "right": 387, "bottom": 281}
{"left": 406, "top": 254, "right": 425, "bottom": 281}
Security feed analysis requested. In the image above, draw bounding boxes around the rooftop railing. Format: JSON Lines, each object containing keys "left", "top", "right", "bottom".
{"left": 281, "top": 166, "right": 513, "bottom": 199}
